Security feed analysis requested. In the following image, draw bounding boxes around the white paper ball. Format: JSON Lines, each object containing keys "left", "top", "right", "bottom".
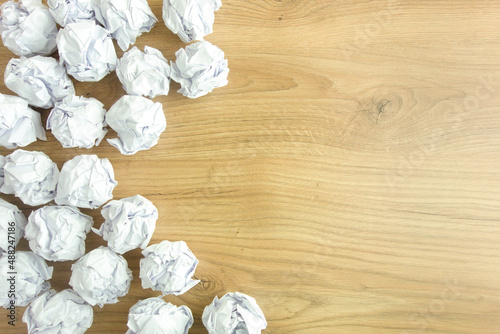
{"left": 25, "top": 206, "right": 93, "bottom": 261}
{"left": 69, "top": 246, "right": 132, "bottom": 307}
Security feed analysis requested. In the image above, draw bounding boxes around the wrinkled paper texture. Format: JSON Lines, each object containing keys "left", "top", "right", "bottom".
{"left": 162, "top": 0, "right": 221, "bottom": 43}
{"left": 0, "top": 0, "right": 58, "bottom": 57}
{"left": 1, "top": 149, "right": 59, "bottom": 206}
{"left": 140, "top": 240, "right": 199, "bottom": 295}
{"left": 0, "top": 155, "right": 5, "bottom": 187}
{"left": 170, "top": 41, "right": 229, "bottom": 99}
{"left": 55, "top": 154, "right": 117, "bottom": 209}
{"left": 116, "top": 46, "right": 171, "bottom": 98}
{"left": 107, "top": 95, "right": 166, "bottom": 155}
{"left": 0, "top": 251, "right": 53, "bottom": 307}
{"left": 25, "top": 205, "right": 93, "bottom": 261}
{"left": 47, "top": 95, "right": 107, "bottom": 149}
{"left": 48, "top": 0, "right": 95, "bottom": 27}
{"left": 93, "top": 0, "right": 157, "bottom": 51}
{"left": 57, "top": 20, "right": 117, "bottom": 82}
{"left": 126, "top": 297, "right": 193, "bottom": 334}
{"left": 94, "top": 194, "right": 158, "bottom": 254}
{"left": 5, "top": 55, "right": 75, "bottom": 109}
{"left": 23, "top": 289, "right": 93, "bottom": 334}
{"left": 202, "top": 292, "right": 267, "bottom": 334}
{"left": 0, "top": 93, "right": 46, "bottom": 149}
{"left": 69, "top": 246, "right": 132, "bottom": 307}
{"left": 0, "top": 198, "right": 27, "bottom": 253}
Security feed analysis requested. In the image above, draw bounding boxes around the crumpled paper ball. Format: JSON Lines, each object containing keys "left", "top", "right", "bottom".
{"left": 106, "top": 95, "right": 166, "bottom": 155}
{"left": 5, "top": 55, "right": 76, "bottom": 109}
{"left": 116, "top": 46, "right": 171, "bottom": 98}
{"left": 202, "top": 292, "right": 267, "bottom": 334}
{"left": 162, "top": 0, "right": 221, "bottom": 43}
{"left": 0, "top": 198, "right": 27, "bottom": 253}
{"left": 0, "top": 0, "right": 58, "bottom": 57}
{"left": 23, "top": 289, "right": 93, "bottom": 334}
{"left": 25, "top": 205, "right": 93, "bottom": 261}
{"left": 93, "top": 195, "right": 158, "bottom": 254}
{"left": 0, "top": 93, "right": 46, "bottom": 149}
{"left": 47, "top": 95, "right": 108, "bottom": 149}
{"left": 93, "top": 0, "right": 157, "bottom": 51}
{"left": 48, "top": 0, "right": 95, "bottom": 27}
{"left": 57, "top": 20, "right": 118, "bottom": 82}
{"left": 0, "top": 251, "right": 53, "bottom": 307}
{"left": 55, "top": 154, "right": 117, "bottom": 209}
{"left": 140, "top": 240, "right": 200, "bottom": 296}
{"left": 126, "top": 297, "right": 194, "bottom": 334}
{"left": 170, "top": 41, "right": 229, "bottom": 99}
{"left": 0, "top": 149, "right": 59, "bottom": 206}
{"left": 69, "top": 246, "right": 133, "bottom": 307}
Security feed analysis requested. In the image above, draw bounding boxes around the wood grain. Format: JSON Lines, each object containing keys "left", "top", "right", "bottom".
{"left": 1, "top": 0, "right": 500, "bottom": 333}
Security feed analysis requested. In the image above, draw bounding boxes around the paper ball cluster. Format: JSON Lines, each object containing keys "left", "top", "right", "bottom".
{"left": 0, "top": 1, "right": 269, "bottom": 333}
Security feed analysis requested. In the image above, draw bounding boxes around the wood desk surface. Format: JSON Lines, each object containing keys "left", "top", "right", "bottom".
{"left": 1, "top": 0, "right": 500, "bottom": 333}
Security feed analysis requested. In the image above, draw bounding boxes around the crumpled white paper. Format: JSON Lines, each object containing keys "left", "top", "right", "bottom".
{"left": 116, "top": 46, "right": 171, "bottom": 98}
{"left": 0, "top": 93, "right": 46, "bottom": 149}
{"left": 69, "top": 246, "right": 132, "bottom": 307}
{"left": 25, "top": 205, "right": 93, "bottom": 261}
{"left": 23, "top": 289, "right": 93, "bottom": 334}
{"left": 107, "top": 95, "right": 166, "bottom": 155}
{"left": 0, "top": 0, "right": 58, "bottom": 57}
{"left": 48, "top": 0, "right": 95, "bottom": 27}
{"left": 57, "top": 20, "right": 118, "bottom": 82}
{"left": 126, "top": 297, "right": 194, "bottom": 334}
{"left": 0, "top": 251, "right": 53, "bottom": 307}
{"left": 0, "top": 198, "right": 27, "bottom": 253}
{"left": 47, "top": 95, "right": 108, "bottom": 149}
{"left": 1, "top": 149, "right": 59, "bottom": 206}
{"left": 5, "top": 55, "right": 76, "bottom": 109}
{"left": 140, "top": 240, "right": 200, "bottom": 295}
{"left": 170, "top": 41, "right": 229, "bottom": 99}
{"left": 162, "top": 0, "right": 221, "bottom": 43}
{"left": 93, "top": 0, "right": 157, "bottom": 51}
{"left": 93, "top": 195, "right": 158, "bottom": 254}
{"left": 0, "top": 155, "right": 5, "bottom": 187}
{"left": 55, "top": 154, "right": 117, "bottom": 209}
{"left": 202, "top": 292, "right": 267, "bottom": 334}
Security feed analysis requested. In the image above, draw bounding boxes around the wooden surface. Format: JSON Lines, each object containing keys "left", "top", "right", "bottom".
{"left": 1, "top": 0, "right": 500, "bottom": 333}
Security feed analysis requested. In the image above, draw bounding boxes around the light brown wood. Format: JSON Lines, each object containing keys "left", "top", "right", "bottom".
{"left": 1, "top": 0, "right": 500, "bottom": 333}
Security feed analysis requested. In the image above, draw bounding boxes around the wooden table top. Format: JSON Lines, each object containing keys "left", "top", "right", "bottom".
{"left": 1, "top": 0, "right": 500, "bottom": 333}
